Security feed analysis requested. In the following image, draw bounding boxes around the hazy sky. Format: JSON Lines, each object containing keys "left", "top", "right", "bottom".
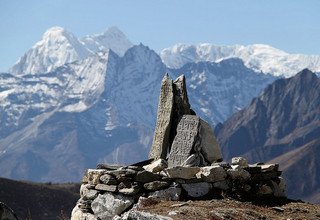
{"left": 1, "top": 0, "right": 319, "bottom": 71}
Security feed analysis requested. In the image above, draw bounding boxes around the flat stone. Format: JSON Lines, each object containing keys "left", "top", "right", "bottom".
{"left": 196, "top": 166, "right": 227, "bottom": 182}
{"left": 251, "top": 171, "right": 281, "bottom": 181}
{"left": 181, "top": 182, "right": 212, "bottom": 198}
{"left": 144, "top": 181, "right": 171, "bottom": 191}
{"left": 164, "top": 166, "right": 200, "bottom": 179}
{"left": 118, "top": 182, "right": 141, "bottom": 195}
{"left": 96, "top": 163, "right": 123, "bottom": 170}
{"left": 106, "top": 168, "right": 137, "bottom": 177}
{"left": 227, "top": 165, "right": 251, "bottom": 181}
{"left": 85, "top": 169, "right": 106, "bottom": 185}
{"left": 167, "top": 115, "right": 200, "bottom": 167}
{"left": 91, "top": 193, "right": 134, "bottom": 220}
{"left": 148, "top": 186, "right": 182, "bottom": 201}
{"left": 134, "top": 170, "right": 162, "bottom": 183}
{"left": 231, "top": 157, "right": 248, "bottom": 168}
{"left": 260, "top": 164, "right": 279, "bottom": 172}
{"left": 95, "top": 184, "right": 117, "bottom": 192}
{"left": 143, "top": 159, "right": 168, "bottom": 173}
{"left": 100, "top": 174, "right": 118, "bottom": 185}
{"left": 149, "top": 74, "right": 174, "bottom": 160}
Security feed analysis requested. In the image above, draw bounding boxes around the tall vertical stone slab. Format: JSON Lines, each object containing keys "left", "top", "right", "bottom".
{"left": 149, "top": 74, "right": 174, "bottom": 160}
{"left": 168, "top": 115, "right": 200, "bottom": 167}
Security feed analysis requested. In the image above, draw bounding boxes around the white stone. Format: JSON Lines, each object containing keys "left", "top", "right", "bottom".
{"left": 231, "top": 157, "right": 248, "bottom": 168}
{"left": 143, "top": 159, "right": 168, "bottom": 173}
{"left": 196, "top": 166, "right": 227, "bottom": 182}
{"left": 149, "top": 186, "right": 182, "bottom": 201}
{"left": 164, "top": 166, "right": 200, "bottom": 179}
{"left": 71, "top": 205, "right": 96, "bottom": 220}
{"left": 181, "top": 182, "right": 212, "bottom": 198}
{"left": 85, "top": 169, "right": 105, "bottom": 185}
{"left": 91, "top": 193, "right": 134, "bottom": 220}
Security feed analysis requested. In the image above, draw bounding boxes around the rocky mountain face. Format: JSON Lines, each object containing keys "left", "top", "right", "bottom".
{"left": 161, "top": 43, "right": 320, "bottom": 77}
{"left": 216, "top": 69, "right": 320, "bottom": 202}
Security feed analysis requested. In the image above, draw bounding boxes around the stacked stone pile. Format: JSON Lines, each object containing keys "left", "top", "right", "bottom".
{"left": 71, "top": 74, "right": 287, "bottom": 220}
{"left": 72, "top": 157, "right": 285, "bottom": 219}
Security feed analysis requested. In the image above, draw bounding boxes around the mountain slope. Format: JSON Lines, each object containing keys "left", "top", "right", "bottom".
{"left": 0, "top": 177, "right": 79, "bottom": 220}
{"left": 216, "top": 69, "right": 320, "bottom": 202}
{"left": 161, "top": 43, "right": 320, "bottom": 77}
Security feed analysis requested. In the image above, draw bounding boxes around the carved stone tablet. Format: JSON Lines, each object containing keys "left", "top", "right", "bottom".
{"left": 168, "top": 115, "right": 200, "bottom": 167}
{"left": 149, "top": 74, "right": 174, "bottom": 160}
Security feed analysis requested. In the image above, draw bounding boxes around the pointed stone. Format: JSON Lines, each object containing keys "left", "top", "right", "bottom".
{"left": 149, "top": 74, "right": 174, "bottom": 160}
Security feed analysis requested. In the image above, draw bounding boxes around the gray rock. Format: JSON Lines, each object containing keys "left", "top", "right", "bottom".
{"left": 149, "top": 186, "right": 182, "bottom": 201}
{"left": 167, "top": 115, "right": 222, "bottom": 167}
{"left": 0, "top": 202, "right": 18, "bottom": 220}
{"left": 231, "top": 157, "right": 248, "bottom": 168}
{"left": 100, "top": 174, "right": 118, "bottom": 185}
{"left": 91, "top": 193, "right": 134, "bottom": 220}
{"left": 271, "top": 177, "right": 286, "bottom": 197}
{"left": 144, "top": 181, "right": 170, "bottom": 191}
{"left": 196, "top": 166, "right": 227, "bottom": 182}
{"left": 116, "top": 210, "right": 173, "bottom": 220}
{"left": 167, "top": 115, "right": 201, "bottom": 167}
{"left": 227, "top": 165, "right": 251, "bottom": 181}
{"left": 257, "top": 184, "right": 273, "bottom": 195}
{"left": 164, "top": 166, "right": 200, "bottom": 179}
{"left": 143, "top": 159, "right": 168, "bottom": 173}
{"left": 80, "top": 184, "right": 99, "bottom": 200}
{"left": 134, "top": 170, "right": 162, "bottom": 183}
{"left": 212, "top": 180, "right": 230, "bottom": 190}
{"left": 95, "top": 184, "right": 117, "bottom": 192}
{"left": 97, "top": 164, "right": 123, "bottom": 170}
{"left": 71, "top": 205, "right": 96, "bottom": 220}
{"left": 149, "top": 74, "right": 174, "bottom": 160}
{"left": 198, "top": 118, "right": 223, "bottom": 163}
{"left": 106, "top": 168, "right": 137, "bottom": 177}
{"left": 182, "top": 182, "right": 212, "bottom": 198}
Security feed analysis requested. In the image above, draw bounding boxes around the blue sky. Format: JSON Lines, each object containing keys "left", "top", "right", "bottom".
{"left": 1, "top": 0, "right": 319, "bottom": 72}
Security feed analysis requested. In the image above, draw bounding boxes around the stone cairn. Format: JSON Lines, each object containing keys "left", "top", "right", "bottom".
{"left": 71, "top": 74, "right": 286, "bottom": 220}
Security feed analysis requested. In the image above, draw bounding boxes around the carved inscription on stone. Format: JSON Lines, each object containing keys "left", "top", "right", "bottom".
{"left": 168, "top": 115, "right": 200, "bottom": 167}
{"left": 149, "top": 74, "right": 174, "bottom": 160}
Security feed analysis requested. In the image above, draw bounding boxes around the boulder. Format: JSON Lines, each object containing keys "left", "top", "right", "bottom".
{"left": 181, "top": 182, "right": 212, "bottom": 198}
{"left": 196, "top": 166, "right": 227, "bottom": 182}
{"left": 143, "top": 159, "right": 168, "bottom": 173}
{"left": 212, "top": 180, "right": 230, "bottom": 190}
{"left": 80, "top": 184, "right": 99, "bottom": 200}
{"left": 118, "top": 182, "right": 141, "bottom": 195}
{"left": 91, "top": 193, "right": 134, "bottom": 220}
{"left": 149, "top": 74, "right": 174, "bottom": 160}
{"left": 164, "top": 166, "right": 200, "bottom": 179}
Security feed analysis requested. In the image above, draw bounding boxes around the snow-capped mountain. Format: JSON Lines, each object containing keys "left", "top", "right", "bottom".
{"left": 81, "top": 26, "right": 133, "bottom": 56}
{"left": 161, "top": 43, "right": 320, "bottom": 77}
{"left": 10, "top": 26, "right": 133, "bottom": 75}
